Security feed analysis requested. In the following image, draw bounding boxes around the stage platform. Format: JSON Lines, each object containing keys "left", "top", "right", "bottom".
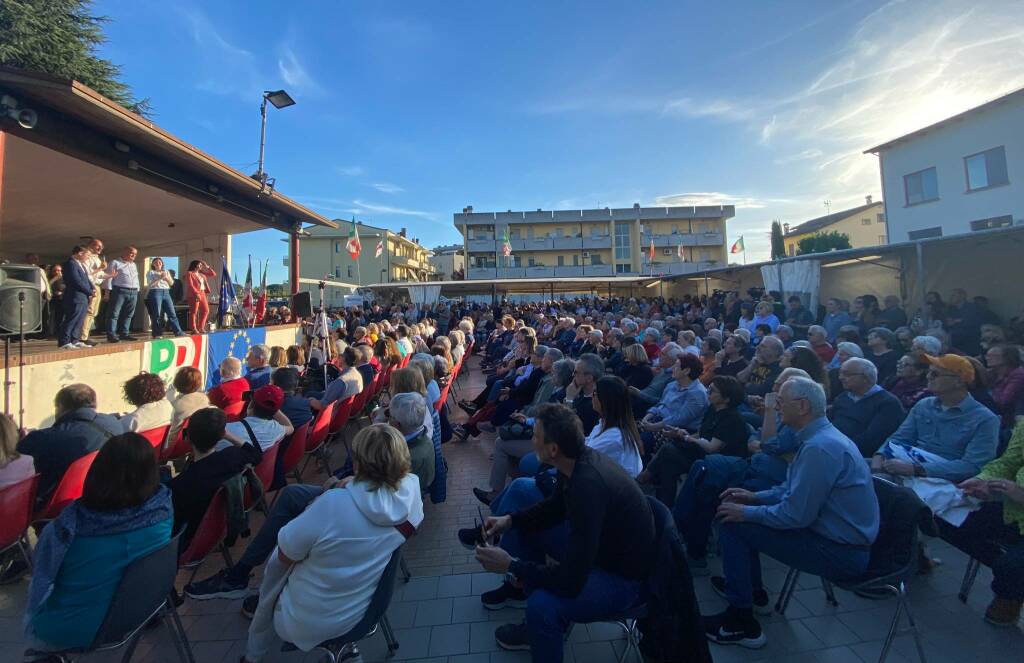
{"left": 1, "top": 324, "right": 303, "bottom": 430}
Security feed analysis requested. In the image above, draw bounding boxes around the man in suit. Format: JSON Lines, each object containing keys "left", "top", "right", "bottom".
{"left": 58, "top": 246, "right": 95, "bottom": 349}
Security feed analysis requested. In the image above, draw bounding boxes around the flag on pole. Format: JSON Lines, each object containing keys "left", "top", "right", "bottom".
{"left": 648, "top": 237, "right": 655, "bottom": 262}
{"left": 217, "top": 258, "right": 237, "bottom": 327}
{"left": 677, "top": 243, "right": 686, "bottom": 260}
{"left": 345, "top": 217, "right": 362, "bottom": 259}
{"left": 375, "top": 239, "right": 384, "bottom": 258}
{"left": 730, "top": 236, "right": 746, "bottom": 254}
{"left": 241, "top": 256, "right": 254, "bottom": 320}
{"left": 254, "top": 260, "right": 268, "bottom": 323}
{"left": 501, "top": 227, "right": 512, "bottom": 257}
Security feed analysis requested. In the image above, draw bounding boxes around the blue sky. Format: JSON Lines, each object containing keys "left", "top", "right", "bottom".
{"left": 95, "top": 0, "right": 1024, "bottom": 281}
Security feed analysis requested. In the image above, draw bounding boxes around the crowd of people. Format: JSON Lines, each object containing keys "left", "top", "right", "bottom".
{"left": 2, "top": 286, "right": 1023, "bottom": 662}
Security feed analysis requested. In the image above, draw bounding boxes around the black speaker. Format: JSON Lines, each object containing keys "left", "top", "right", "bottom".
{"left": 0, "top": 278, "right": 43, "bottom": 335}
{"left": 290, "top": 291, "right": 313, "bottom": 319}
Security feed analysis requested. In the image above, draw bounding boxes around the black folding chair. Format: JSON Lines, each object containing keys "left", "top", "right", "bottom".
{"left": 282, "top": 545, "right": 404, "bottom": 661}
{"left": 26, "top": 532, "right": 195, "bottom": 663}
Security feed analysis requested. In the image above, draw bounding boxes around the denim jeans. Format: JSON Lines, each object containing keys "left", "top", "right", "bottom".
{"left": 227, "top": 484, "right": 323, "bottom": 583}
{"left": 938, "top": 502, "right": 1024, "bottom": 601}
{"left": 59, "top": 293, "right": 89, "bottom": 346}
{"left": 146, "top": 289, "right": 183, "bottom": 336}
{"left": 491, "top": 477, "right": 544, "bottom": 517}
{"left": 718, "top": 521, "right": 870, "bottom": 609}
{"left": 108, "top": 286, "right": 138, "bottom": 336}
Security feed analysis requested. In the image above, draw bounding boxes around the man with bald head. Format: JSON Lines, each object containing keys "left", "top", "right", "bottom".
{"left": 208, "top": 357, "right": 251, "bottom": 410}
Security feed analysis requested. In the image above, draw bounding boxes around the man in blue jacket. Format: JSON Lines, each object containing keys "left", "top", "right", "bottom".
{"left": 830, "top": 357, "right": 906, "bottom": 457}
{"left": 58, "top": 245, "right": 95, "bottom": 349}
{"left": 704, "top": 377, "right": 879, "bottom": 649}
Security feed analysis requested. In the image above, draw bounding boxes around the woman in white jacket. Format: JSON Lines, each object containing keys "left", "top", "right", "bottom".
{"left": 586, "top": 375, "right": 644, "bottom": 477}
{"left": 241, "top": 423, "right": 425, "bottom": 662}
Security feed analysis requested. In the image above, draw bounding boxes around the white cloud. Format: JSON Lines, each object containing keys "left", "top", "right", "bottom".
{"left": 277, "top": 47, "right": 320, "bottom": 94}
{"left": 352, "top": 200, "right": 438, "bottom": 220}
{"left": 178, "top": 7, "right": 261, "bottom": 100}
{"left": 759, "top": 115, "right": 778, "bottom": 145}
{"left": 653, "top": 192, "right": 793, "bottom": 210}
{"left": 774, "top": 149, "right": 824, "bottom": 165}
{"left": 370, "top": 182, "right": 405, "bottom": 194}
{"left": 337, "top": 166, "right": 364, "bottom": 177}
{"left": 662, "top": 98, "right": 754, "bottom": 122}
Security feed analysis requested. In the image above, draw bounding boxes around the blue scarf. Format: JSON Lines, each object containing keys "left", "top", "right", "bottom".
{"left": 25, "top": 485, "right": 173, "bottom": 631}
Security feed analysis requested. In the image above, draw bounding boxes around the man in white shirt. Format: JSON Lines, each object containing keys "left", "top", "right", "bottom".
{"left": 215, "top": 385, "right": 294, "bottom": 453}
{"left": 106, "top": 245, "right": 140, "bottom": 343}
{"left": 80, "top": 238, "right": 112, "bottom": 345}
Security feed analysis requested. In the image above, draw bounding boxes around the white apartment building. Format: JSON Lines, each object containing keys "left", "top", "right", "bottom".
{"left": 867, "top": 88, "right": 1024, "bottom": 242}
{"left": 453, "top": 203, "right": 734, "bottom": 280}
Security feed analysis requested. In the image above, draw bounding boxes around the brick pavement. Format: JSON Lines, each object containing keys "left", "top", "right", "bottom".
{"left": 1, "top": 354, "right": 1021, "bottom": 662}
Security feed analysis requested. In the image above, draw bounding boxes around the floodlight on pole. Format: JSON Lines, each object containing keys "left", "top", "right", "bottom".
{"left": 255, "top": 89, "right": 296, "bottom": 188}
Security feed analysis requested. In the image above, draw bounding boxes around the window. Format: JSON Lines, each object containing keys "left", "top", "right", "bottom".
{"left": 879, "top": 235, "right": 888, "bottom": 244}
{"left": 662, "top": 248, "right": 672, "bottom": 256}
{"left": 334, "top": 267, "right": 341, "bottom": 278}
{"left": 528, "top": 257, "right": 535, "bottom": 267}
{"left": 572, "top": 254, "right": 579, "bottom": 266}
{"left": 555, "top": 227, "right": 563, "bottom": 238}
{"left": 908, "top": 226, "right": 942, "bottom": 240}
{"left": 877, "top": 213, "right": 885, "bottom": 224}
{"left": 615, "top": 263, "right": 632, "bottom": 274}
{"left": 347, "top": 266, "right": 354, "bottom": 278}
{"left": 861, "top": 218, "right": 872, "bottom": 226}
{"left": 970, "top": 215, "right": 1013, "bottom": 232}
{"left": 965, "top": 146, "right": 1009, "bottom": 191}
{"left": 672, "top": 224, "right": 679, "bottom": 234}
{"left": 788, "top": 244, "right": 795, "bottom": 257}
{"left": 334, "top": 241, "right": 341, "bottom": 253}
{"left": 699, "top": 249, "right": 711, "bottom": 261}
{"left": 614, "top": 221, "right": 631, "bottom": 260}
{"left": 904, "top": 167, "right": 938, "bottom": 205}
{"left": 557, "top": 255, "right": 564, "bottom": 266}
{"left": 590, "top": 254, "right": 603, "bottom": 265}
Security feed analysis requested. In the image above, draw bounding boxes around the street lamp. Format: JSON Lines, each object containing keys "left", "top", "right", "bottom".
{"left": 255, "top": 89, "right": 296, "bottom": 188}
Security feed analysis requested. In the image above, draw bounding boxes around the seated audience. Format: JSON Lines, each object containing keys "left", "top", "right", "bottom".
{"left": 830, "top": 357, "right": 905, "bottom": 457}
{"left": 309, "top": 347, "right": 363, "bottom": 411}
{"left": 807, "top": 325, "right": 835, "bottom": 363}
{"left": 582, "top": 376, "right": 643, "bottom": 478}
{"left": 18, "top": 384, "right": 125, "bottom": 506}
{"left": 886, "top": 353, "right": 933, "bottom": 410}
{"left": 618, "top": 342, "right": 654, "bottom": 389}
{"left": 473, "top": 403, "right": 656, "bottom": 659}
{"left": 169, "top": 408, "right": 261, "bottom": 549}
{"left": 640, "top": 375, "right": 749, "bottom": 505}
{"left": 638, "top": 353, "right": 709, "bottom": 452}
{"left": 167, "top": 366, "right": 210, "bottom": 444}
{"left": 986, "top": 344, "right": 1024, "bottom": 429}
{"left": 387, "top": 392, "right": 436, "bottom": 490}
{"left": 821, "top": 298, "right": 853, "bottom": 344}
{"left": 245, "top": 344, "right": 274, "bottom": 389}
{"left": 285, "top": 345, "right": 306, "bottom": 372}
{"left": 272, "top": 368, "right": 313, "bottom": 429}
{"left": 698, "top": 337, "right": 721, "bottom": 385}
{"left": 269, "top": 346, "right": 287, "bottom": 369}
{"left": 865, "top": 327, "right": 900, "bottom": 386}
{"left": 355, "top": 344, "right": 378, "bottom": 389}
{"left": 878, "top": 295, "right": 908, "bottom": 331}
{"left": 703, "top": 377, "right": 879, "bottom": 648}
{"left": 120, "top": 372, "right": 173, "bottom": 433}
{"left": 716, "top": 336, "right": 750, "bottom": 378}
{"left": 872, "top": 354, "right": 999, "bottom": 482}
{"left": 0, "top": 413, "right": 34, "bottom": 490}
{"left": 216, "top": 385, "right": 294, "bottom": 453}
{"left": 629, "top": 343, "right": 684, "bottom": 414}
{"left": 236, "top": 424, "right": 424, "bottom": 663}
{"left": 737, "top": 336, "right": 784, "bottom": 397}
{"left": 208, "top": 357, "right": 251, "bottom": 410}
{"left": 948, "top": 419, "right": 1024, "bottom": 626}
{"left": 24, "top": 433, "right": 172, "bottom": 652}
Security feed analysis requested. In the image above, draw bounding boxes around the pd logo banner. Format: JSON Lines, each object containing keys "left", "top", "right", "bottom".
{"left": 143, "top": 335, "right": 207, "bottom": 388}
{"left": 206, "top": 327, "right": 267, "bottom": 389}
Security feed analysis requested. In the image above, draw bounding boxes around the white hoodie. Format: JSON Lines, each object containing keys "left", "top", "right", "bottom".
{"left": 273, "top": 474, "right": 424, "bottom": 650}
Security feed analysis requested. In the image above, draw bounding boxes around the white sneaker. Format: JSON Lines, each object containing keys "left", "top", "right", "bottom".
{"left": 73, "top": 342, "right": 89, "bottom": 348}
{"left": 60, "top": 343, "right": 78, "bottom": 350}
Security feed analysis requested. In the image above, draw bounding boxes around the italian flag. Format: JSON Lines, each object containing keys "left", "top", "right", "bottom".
{"left": 345, "top": 218, "right": 362, "bottom": 259}
{"left": 375, "top": 239, "right": 384, "bottom": 258}
{"left": 730, "top": 236, "right": 745, "bottom": 254}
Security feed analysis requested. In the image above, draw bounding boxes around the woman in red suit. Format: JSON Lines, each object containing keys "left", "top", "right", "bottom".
{"left": 185, "top": 260, "right": 216, "bottom": 334}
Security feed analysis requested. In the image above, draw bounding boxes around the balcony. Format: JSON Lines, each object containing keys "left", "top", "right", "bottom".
{"left": 467, "top": 267, "right": 497, "bottom": 279}
{"left": 641, "top": 232, "right": 724, "bottom": 248}
{"left": 496, "top": 267, "right": 527, "bottom": 279}
{"left": 582, "top": 236, "right": 612, "bottom": 249}
{"left": 467, "top": 238, "right": 496, "bottom": 252}
{"left": 524, "top": 266, "right": 556, "bottom": 278}
{"left": 554, "top": 266, "right": 583, "bottom": 277}
{"left": 390, "top": 254, "right": 427, "bottom": 270}
{"left": 553, "top": 236, "right": 583, "bottom": 250}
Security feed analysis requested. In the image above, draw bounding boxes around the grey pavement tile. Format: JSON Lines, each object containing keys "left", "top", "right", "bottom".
{"left": 848, "top": 638, "right": 918, "bottom": 663}
{"left": 415, "top": 598, "right": 455, "bottom": 627}
{"left": 471, "top": 572, "right": 504, "bottom": 597}
{"left": 470, "top": 620, "right": 501, "bottom": 653}
{"left": 583, "top": 621, "right": 627, "bottom": 642}
{"left": 449, "top": 654, "right": 491, "bottom": 663}
{"left": 759, "top": 619, "right": 826, "bottom": 653}
{"left": 389, "top": 626, "right": 433, "bottom": 661}
{"left": 388, "top": 601, "right": 420, "bottom": 629}
{"left": 437, "top": 573, "right": 474, "bottom": 598}
{"left": 451, "top": 595, "right": 492, "bottom": 624}
{"left": 427, "top": 623, "right": 471, "bottom": 657}
{"left": 570, "top": 640, "right": 619, "bottom": 663}
{"left": 798, "top": 614, "right": 863, "bottom": 647}
{"left": 769, "top": 645, "right": 863, "bottom": 663}
{"left": 401, "top": 576, "right": 441, "bottom": 601}
{"left": 488, "top": 651, "right": 532, "bottom": 663}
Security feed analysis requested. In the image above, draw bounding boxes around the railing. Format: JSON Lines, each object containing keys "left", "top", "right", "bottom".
{"left": 641, "top": 232, "right": 724, "bottom": 248}
{"left": 467, "top": 238, "right": 496, "bottom": 252}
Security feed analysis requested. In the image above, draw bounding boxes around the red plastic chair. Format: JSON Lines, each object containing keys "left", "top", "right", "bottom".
{"left": 244, "top": 442, "right": 280, "bottom": 513}
{"left": 34, "top": 450, "right": 99, "bottom": 522}
{"left": 328, "top": 395, "right": 356, "bottom": 436}
{"left": 177, "top": 489, "right": 233, "bottom": 582}
{"left": 278, "top": 420, "right": 311, "bottom": 483}
{"left": 222, "top": 400, "right": 246, "bottom": 422}
{"left": 302, "top": 401, "right": 336, "bottom": 476}
{"left": 0, "top": 474, "right": 39, "bottom": 571}
{"left": 139, "top": 425, "right": 171, "bottom": 450}
{"left": 159, "top": 420, "right": 192, "bottom": 463}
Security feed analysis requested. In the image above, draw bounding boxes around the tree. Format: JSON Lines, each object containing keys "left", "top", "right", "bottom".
{"left": 0, "top": 0, "right": 149, "bottom": 115}
{"left": 797, "top": 231, "right": 852, "bottom": 256}
{"left": 770, "top": 220, "right": 786, "bottom": 260}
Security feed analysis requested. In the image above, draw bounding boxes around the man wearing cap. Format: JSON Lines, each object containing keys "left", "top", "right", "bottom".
{"left": 215, "top": 384, "right": 294, "bottom": 453}
{"left": 872, "top": 354, "right": 999, "bottom": 483}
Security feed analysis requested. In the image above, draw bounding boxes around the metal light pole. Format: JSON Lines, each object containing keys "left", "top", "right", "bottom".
{"left": 255, "top": 90, "right": 296, "bottom": 187}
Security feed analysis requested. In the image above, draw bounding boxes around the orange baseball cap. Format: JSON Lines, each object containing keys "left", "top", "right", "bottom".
{"left": 923, "top": 354, "right": 974, "bottom": 384}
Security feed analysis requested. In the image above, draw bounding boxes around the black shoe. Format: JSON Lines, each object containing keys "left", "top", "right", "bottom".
{"left": 710, "top": 576, "right": 772, "bottom": 616}
{"left": 481, "top": 581, "right": 527, "bottom": 610}
{"left": 473, "top": 487, "right": 494, "bottom": 506}
{"left": 120, "top": 334, "right": 137, "bottom": 341}
{"left": 106, "top": 335, "right": 120, "bottom": 343}
{"left": 703, "top": 607, "right": 766, "bottom": 648}
{"left": 458, "top": 526, "right": 486, "bottom": 550}
{"left": 184, "top": 568, "right": 250, "bottom": 600}
{"left": 0, "top": 558, "right": 29, "bottom": 584}
{"left": 81, "top": 339, "right": 98, "bottom": 347}
{"left": 494, "top": 621, "right": 531, "bottom": 651}
{"left": 241, "top": 594, "right": 259, "bottom": 620}
{"left": 459, "top": 400, "right": 479, "bottom": 415}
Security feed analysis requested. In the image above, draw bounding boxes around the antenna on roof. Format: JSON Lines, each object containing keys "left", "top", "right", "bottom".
{"left": 823, "top": 199, "right": 832, "bottom": 214}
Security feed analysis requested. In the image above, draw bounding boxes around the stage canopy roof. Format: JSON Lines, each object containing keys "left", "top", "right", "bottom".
{"left": 0, "top": 67, "right": 335, "bottom": 263}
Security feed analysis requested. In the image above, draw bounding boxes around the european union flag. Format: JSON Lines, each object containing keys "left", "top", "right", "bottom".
{"left": 206, "top": 327, "right": 267, "bottom": 389}
{"left": 218, "top": 259, "right": 236, "bottom": 327}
